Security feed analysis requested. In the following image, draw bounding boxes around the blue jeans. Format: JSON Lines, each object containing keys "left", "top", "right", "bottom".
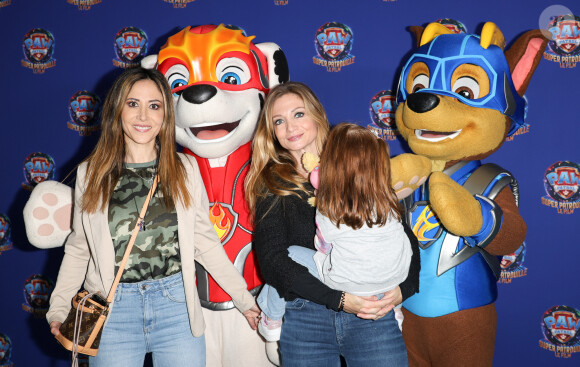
{"left": 257, "top": 245, "right": 319, "bottom": 320}
{"left": 258, "top": 246, "right": 408, "bottom": 366}
{"left": 281, "top": 299, "right": 408, "bottom": 367}
{"left": 89, "top": 272, "right": 205, "bottom": 367}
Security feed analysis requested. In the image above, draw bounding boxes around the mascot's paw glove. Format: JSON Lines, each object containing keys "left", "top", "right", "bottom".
{"left": 391, "top": 153, "right": 431, "bottom": 200}
{"left": 23, "top": 180, "right": 73, "bottom": 249}
{"left": 428, "top": 172, "right": 483, "bottom": 237}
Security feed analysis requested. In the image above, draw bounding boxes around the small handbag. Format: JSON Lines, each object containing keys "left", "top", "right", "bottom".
{"left": 55, "top": 176, "right": 158, "bottom": 361}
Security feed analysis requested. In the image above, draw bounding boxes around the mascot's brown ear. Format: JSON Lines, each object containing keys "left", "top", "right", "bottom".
{"left": 256, "top": 42, "right": 290, "bottom": 89}
{"left": 504, "top": 30, "right": 549, "bottom": 96}
{"left": 408, "top": 26, "right": 424, "bottom": 48}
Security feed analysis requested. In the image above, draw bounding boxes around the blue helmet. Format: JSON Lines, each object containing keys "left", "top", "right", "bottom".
{"left": 396, "top": 27, "right": 526, "bottom": 136}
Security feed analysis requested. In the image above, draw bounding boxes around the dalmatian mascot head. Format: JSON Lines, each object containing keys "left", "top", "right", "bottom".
{"left": 23, "top": 24, "right": 288, "bottom": 251}
{"left": 142, "top": 24, "right": 289, "bottom": 158}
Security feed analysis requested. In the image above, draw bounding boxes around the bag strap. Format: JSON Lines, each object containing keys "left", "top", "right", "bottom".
{"left": 105, "top": 175, "right": 159, "bottom": 303}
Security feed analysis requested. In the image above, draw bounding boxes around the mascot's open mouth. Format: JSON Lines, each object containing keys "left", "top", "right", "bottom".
{"left": 415, "top": 129, "right": 461, "bottom": 142}
{"left": 189, "top": 120, "right": 240, "bottom": 140}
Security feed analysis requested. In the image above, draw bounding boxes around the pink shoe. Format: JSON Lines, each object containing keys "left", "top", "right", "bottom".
{"left": 258, "top": 312, "right": 282, "bottom": 342}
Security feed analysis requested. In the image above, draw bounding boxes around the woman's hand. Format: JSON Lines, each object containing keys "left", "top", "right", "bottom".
{"left": 242, "top": 305, "right": 261, "bottom": 330}
{"left": 381, "top": 287, "right": 403, "bottom": 308}
{"left": 342, "top": 286, "right": 403, "bottom": 320}
{"left": 50, "top": 321, "right": 62, "bottom": 336}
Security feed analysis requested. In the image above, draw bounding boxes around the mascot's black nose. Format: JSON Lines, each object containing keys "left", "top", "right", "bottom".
{"left": 406, "top": 92, "right": 440, "bottom": 113}
{"left": 182, "top": 84, "right": 217, "bottom": 104}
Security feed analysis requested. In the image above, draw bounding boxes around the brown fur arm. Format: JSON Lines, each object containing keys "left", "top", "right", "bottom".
{"left": 485, "top": 186, "right": 526, "bottom": 255}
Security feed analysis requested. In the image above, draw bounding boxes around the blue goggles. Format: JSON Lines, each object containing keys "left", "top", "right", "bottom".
{"left": 396, "top": 34, "right": 526, "bottom": 136}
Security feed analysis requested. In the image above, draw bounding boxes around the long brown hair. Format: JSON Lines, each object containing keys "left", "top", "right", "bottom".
{"left": 81, "top": 67, "right": 191, "bottom": 213}
{"left": 245, "top": 82, "right": 330, "bottom": 215}
{"left": 316, "top": 123, "right": 401, "bottom": 229}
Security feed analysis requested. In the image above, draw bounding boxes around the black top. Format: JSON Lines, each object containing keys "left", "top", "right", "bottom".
{"left": 253, "top": 182, "right": 420, "bottom": 311}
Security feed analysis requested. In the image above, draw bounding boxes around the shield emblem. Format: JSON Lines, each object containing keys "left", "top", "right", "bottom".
{"left": 30, "top": 34, "right": 49, "bottom": 61}
{"left": 31, "top": 157, "right": 50, "bottom": 183}
{"left": 115, "top": 27, "right": 147, "bottom": 63}
{"left": 554, "top": 20, "right": 580, "bottom": 54}
{"left": 0, "top": 334, "right": 11, "bottom": 362}
{"left": 24, "top": 275, "right": 53, "bottom": 309}
{"left": 406, "top": 201, "right": 443, "bottom": 249}
{"left": 550, "top": 311, "right": 579, "bottom": 343}
{"left": 551, "top": 166, "right": 579, "bottom": 199}
{"left": 500, "top": 255, "right": 515, "bottom": 269}
{"left": 120, "top": 32, "right": 144, "bottom": 60}
{"left": 376, "top": 94, "right": 395, "bottom": 127}
{"left": 73, "top": 95, "right": 96, "bottom": 123}
{"left": 209, "top": 202, "right": 239, "bottom": 244}
{"left": 0, "top": 217, "right": 7, "bottom": 242}
{"left": 322, "top": 27, "right": 349, "bottom": 59}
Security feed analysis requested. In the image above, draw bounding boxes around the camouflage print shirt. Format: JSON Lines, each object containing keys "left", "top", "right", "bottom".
{"left": 108, "top": 160, "right": 181, "bottom": 282}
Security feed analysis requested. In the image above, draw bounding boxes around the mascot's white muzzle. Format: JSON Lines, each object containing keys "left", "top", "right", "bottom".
{"left": 174, "top": 84, "right": 263, "bottom": 159}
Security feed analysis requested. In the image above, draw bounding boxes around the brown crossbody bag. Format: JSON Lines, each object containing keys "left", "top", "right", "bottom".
{"left": 55, "top": 176, "right": 158, "bottom": 362}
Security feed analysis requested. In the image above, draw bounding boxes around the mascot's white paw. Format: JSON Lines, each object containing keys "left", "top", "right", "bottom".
{"left": 23, "top": 180, "right": 73, "bottom": 249}
{"left": 265, "top": 341, "right": 280, "bottom": 366}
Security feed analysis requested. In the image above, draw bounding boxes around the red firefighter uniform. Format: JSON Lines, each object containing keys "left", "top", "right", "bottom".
{"left": 186, "top": 143, "right": 262, "bottom": 308}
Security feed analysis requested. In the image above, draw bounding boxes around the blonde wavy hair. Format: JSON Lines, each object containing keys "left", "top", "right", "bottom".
{"left": 245, "top": 82, "right": 330, "bottom": 216}
{"left": 316, "top": 123, "right": 402, "bottom": 229}
{"left": 81, "top": 67, "right": 191, "bottom": 213}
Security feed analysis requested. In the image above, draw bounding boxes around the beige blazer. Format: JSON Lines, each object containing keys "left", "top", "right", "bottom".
{"left": 46, "top": 153, "right": 255, "bottom": 337}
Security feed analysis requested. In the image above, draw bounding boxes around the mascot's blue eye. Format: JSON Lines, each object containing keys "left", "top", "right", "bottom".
{"left": 171, "top": 79, "right": 188, "bottom": 96}
{"left": 220, "top": 72, "right": 241, "bottom": 85}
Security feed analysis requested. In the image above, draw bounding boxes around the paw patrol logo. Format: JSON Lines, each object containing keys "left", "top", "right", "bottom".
{"left": 313, "top": 22, "right": 355, "bottom": 72}
{"left": 22, "top": 274, "right": 54, "bottom": 317}
{"left": 499, "top": 242, "right": 527, "bottom": 283}
{"left": 67, "top": 0, "right": 101, "bottom": 10}
{"left": 435, "top": 18, "right": 467, "bottom": 34}
{"left": 22, "top": 152, "right": 55, "bottom": 190}
{"left": 543, "top": 14, "right": 580, "bottom": 68}
{"left": 209, "top": 202, "right": 238, "bottom": 244}
{"left": 541, "top": 161, "right": 580, "bottom": 214}
{"left": 0, "top": 333, "right": 13, "bottom": 367}
{"left": 0, "top": 0, "right": 11, "bottom": 8}
{"left": 548, "top": 15, "right": 580, "bottom": 55}
{"left": 68, "top": 90, "right": 101, "bottom": 135}
{"left": 367, "top": 90, "right": 399, "bottom": 141}
{"left": 113, "top": 27, "right": 148, "bottom": 68}
{"left": 21, "top": 28, "right": 56, "bottom": 73}
{"left": 539, "top": 305, "right": 580, "bottom": 358}
{"left": 162, "top": 0, "right": 195, "bottom": 8}
{"left": 0, "top": 214, "right": 13, "bottom": 254}
{"left": 316, "top": 22, "right": 352, "bottom": 59}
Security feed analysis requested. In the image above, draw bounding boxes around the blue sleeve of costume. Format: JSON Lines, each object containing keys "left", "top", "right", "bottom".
{"left": 463, "top": 197, "right": 502, "bottom": 247}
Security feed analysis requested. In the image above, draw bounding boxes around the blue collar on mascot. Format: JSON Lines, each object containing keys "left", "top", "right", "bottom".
{"left": 396, "top": 33, "right": 526, "bottom": 136}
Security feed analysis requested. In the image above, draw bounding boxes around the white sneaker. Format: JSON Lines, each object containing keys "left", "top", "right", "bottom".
{"left": 258, "top": 312, "right": 282, "bottom": 342}
{"left": 394, "top": 305, "right": 404, "bottom": 331}
{"left": 265, "top": 341, "right": 281, "bottom": 366}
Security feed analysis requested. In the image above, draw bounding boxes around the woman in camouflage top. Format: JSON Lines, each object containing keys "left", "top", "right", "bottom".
{"left": 47, "top": 67, "right": 260, "bottom": 366}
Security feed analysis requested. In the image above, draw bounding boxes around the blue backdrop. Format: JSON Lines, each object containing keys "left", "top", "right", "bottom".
{"left": 1, "top": 0, "right": 579, "bottom": 366}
